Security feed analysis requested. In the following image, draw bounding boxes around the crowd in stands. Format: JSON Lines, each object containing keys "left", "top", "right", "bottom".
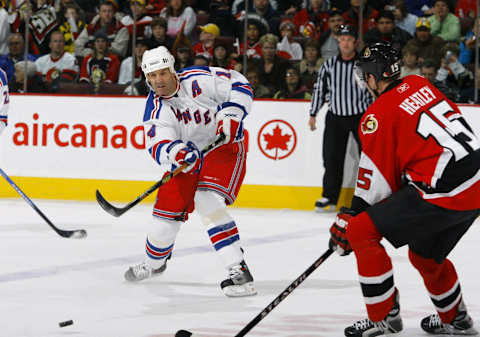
{"left": 0, "top": 0, "right": 479, "bottom": 103}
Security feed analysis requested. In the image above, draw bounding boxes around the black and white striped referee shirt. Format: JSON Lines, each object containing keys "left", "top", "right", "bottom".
{"left": 309, "top": 55, "right": 373, "bottom": 117}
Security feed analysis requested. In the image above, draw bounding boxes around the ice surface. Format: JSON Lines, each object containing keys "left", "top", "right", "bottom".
{"left": 0, "top": 199, "right": 479, "bottom": 337}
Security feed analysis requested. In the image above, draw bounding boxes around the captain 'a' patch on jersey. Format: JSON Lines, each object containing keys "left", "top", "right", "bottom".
{"left": 354, "top": 74, "right": 480, "bottom": 211}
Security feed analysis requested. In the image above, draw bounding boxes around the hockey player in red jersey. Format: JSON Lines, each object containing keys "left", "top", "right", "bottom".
{"left": 329, "top": 41, "right": 480, "bottom": 336}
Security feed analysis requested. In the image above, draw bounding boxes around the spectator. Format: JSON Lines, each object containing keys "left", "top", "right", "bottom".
{"left": 193, "top": 23, "right": 220, "bottom": 59}
{"left": 400, "top": 44, "right": 421, "bottom": 77}
{"left": 35, "top": 31, "right": 79, "bottom": 86}
{"left": 237, "top": 18, "right": 267, "bottom": 59}
{"left": 364, "top": 10, "right": 412, "bottom": 53}
{"left": 404, "top": 17, "right": 445, "bottom": 66}
{"left": 145, "top": 0, "right": 166, "bottom": 15}
{"left": 74, "top": 1, "right": 129, "bottom": 58}
{"left": 273, "top": 66, "right": 312, "bottom": 99}
{"left": 9, "top": 61, "right": 47, "bottom": 93}
{"left": 118, "top": 37, "right": 149, "bottom": 84}
{"left": 0, "top": 33, "right": 38, "bottom": 83}
{"left": 146, "top": 17, "right": 174, "bottom": 50}
{"left": 79, "top": 31, "right": 120, "bottom": 84}
{"left": 173, "top": 45, "right": 194, "bottom": 70}
{"left": 460, "top": 67, "right": 480, "bottom": 103}
{"left": 299, "top": 39, "right": 324, "bottom": 92}
{"left": 459, "top": 17, "right": 480, "bottom": 65}
{"left": 318, "top": 8, "right": 344, "bottom": 60}
{"left": 193, "top": 54, "right": 210, "bottom": 66}
{"left": 121, "top": 0, "right": 153, "bottom": 40}
{"left": 211, "top": 39, "right": 236, "bottom": 69}
{"left": 420, "top": 58, "right": 459, "bottom": 101}
{"left": 124, "top": 73, "right": 149, "bottom": 95}
{"left": 343, "top": 0, "right": 378, "bottom": 35}
{"left": 428, "top": 0, "right": 461, "bottom": 42}
{"left": 58, "top": 4, "right": 86, "bottom": 54}
{"left": 160, "top": 0, "right": 197, "bottom": 39}
{"left": 293, "top": 0, "right": 331, "bottom": 37}
{"left": 455, "top": 0, "right": 476, "bottom": 19}
{"left": 245, "top": 65, "right": 271, "bottom": 98}
{"left": 391, "top": 0, "right": 418, "bottom": 36}
{"left": 436, "top": 42, "right": 473, "bottom": 94}
{"left": 234, "top": 0, "right": 281, "bottom": 36}
{"left": 26, "top": 0, "right": 59, "bottom": 55}
{"left": 277, "top": 19, "right": 303, "bottom": 61}
{"left": 252, "top": 33, "right": 290, "bottom": 94}
{"left": 0, "top": 7, "right": 9, "bottom": 55}
{"left": 405, "top": 0, "right": 434, "bottom": 17}
{"left": 201, "top": 0, "right": 235, "bottom": 37}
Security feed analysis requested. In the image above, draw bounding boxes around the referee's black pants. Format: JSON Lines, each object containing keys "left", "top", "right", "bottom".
{"left": 322, "top": 111, "right": 363, "bottom": 204}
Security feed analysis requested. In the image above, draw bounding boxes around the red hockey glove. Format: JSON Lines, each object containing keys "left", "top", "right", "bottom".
{"left": 216, "top": 116, "right": 242, "bottom": 144}
{"left": 329, "top": 211, "right": 354, "bottom": 256}
{"left": 167, "top": 140, "right": 203, "bottom": 174}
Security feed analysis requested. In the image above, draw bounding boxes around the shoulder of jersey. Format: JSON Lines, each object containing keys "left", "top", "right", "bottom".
{"left": 143, "top": 91, "right": 165, "bottom": 122}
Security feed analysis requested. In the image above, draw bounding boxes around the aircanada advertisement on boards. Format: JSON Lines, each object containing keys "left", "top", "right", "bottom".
{"left": 0, "top": 95, "right": 479, "bottom": 188}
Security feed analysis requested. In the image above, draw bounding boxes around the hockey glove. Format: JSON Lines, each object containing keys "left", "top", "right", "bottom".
{"left": 167, "top": 140, "right": 203, "bottom": 174}
{"left": 216, "top": 116, "right": 243, "bottom": 144}
{"left": 329, "top": 208, "right": 356, "bottom": 256}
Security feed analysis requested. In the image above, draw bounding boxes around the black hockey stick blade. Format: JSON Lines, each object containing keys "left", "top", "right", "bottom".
{"left": 0, "top": 168, "right": 87, "bottom": 239}
{"left": 96, "top": 134, "right": 226, "bottom": 217}
{"left": 175, "top": 248, "right": 334, "bottom": 337}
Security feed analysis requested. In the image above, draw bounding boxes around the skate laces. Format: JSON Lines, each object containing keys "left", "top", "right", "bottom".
{"left": 426, "top": 314, "right": 442, "bottom": 328}
{"left": 131, "top": 262, "right": 152, "bottom": 277}
{"left": 353, "top": 318, "right": 374, "bottom": 330}
{"left": 229, "top": 264, "right": 245, "bottom": 279}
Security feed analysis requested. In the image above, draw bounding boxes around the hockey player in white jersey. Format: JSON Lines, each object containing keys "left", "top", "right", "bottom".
{"left": 0, "top": 68, "right": 9, "bottom": 135}
{"left": 124, "top": 46, "right": 256, "bottom": 297}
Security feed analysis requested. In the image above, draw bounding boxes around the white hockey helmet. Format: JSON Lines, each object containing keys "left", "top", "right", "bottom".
{"left": 141, "top": 46, "right": 176, "bottom": 75}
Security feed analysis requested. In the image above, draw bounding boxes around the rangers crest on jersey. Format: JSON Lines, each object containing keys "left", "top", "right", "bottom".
{"left": 361, "top": 114, "right": 378, "bottom": 135}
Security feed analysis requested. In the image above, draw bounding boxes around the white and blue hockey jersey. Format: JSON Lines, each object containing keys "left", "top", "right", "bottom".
{"left": 142, "top": 66, "right": 253, "bottom": 167}
{"left": 0, "top": 68, "right": 9, "bottom": 135}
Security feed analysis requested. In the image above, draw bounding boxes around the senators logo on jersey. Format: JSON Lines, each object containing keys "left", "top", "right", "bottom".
{"left": 361, "top": 114, "right": 378, "bottom": 135}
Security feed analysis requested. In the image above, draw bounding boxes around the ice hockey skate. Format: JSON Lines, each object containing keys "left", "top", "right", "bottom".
{"left": 345, "top": 292, "right": 403, "bottom": 336}
{"left": 421, "top": 301, "right": 479, "bottom": 335}
{"left": 220, "top": 260, "right": 257, "bottom": 297}
{"left": 124, "top": 261, "right": 167, "bottom": 282}
{"left": 314, "top": 197, "right": 336, "bottom": 213}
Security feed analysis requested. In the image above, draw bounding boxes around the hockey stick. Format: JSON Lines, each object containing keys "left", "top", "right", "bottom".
{"left": 0, "top": 168, "right": 87, "bottom": 239}
{"left": 175, "top": 248, "right": 334, "bottom": 337}
{"left": 96, "top": 134, "right": 226, "bottom": 217}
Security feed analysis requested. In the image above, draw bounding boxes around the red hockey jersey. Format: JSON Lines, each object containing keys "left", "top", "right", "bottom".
{"left": 355, "top": 74, "right": 480, "bottom": 211}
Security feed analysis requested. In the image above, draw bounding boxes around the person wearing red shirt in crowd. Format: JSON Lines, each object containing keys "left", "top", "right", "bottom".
{"left": 455, "top": 0, "right": 476, "bottom": 19}
{"left": 237, "top": 18, "right": 266, "bottom": 59}
{"left": 79, "top": 31, "right": 120, "bottom": 84}
{"left": 193, "top": 23, "right": 220, "bottom": 59}
{"left": 343, "top": 0, "right": 378, "bottom": 36}
{"left": 329, "top": 41, "right": 480, "bottom": 337}
{"left": 35, "top": 31, "right": 79, "bottom": 85}
{"left": 121, "top": 0, "right": 153, "bottom": 40}
{"left": 293, "top": 0, "right": 330, "bottom": 38}
{"left": 74, "top": 0, "right": 129, "bottom": 58}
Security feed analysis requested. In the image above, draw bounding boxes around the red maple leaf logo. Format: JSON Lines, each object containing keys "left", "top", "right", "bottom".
{"left": 263, "top": 124, "right": 291, "bottom": 160}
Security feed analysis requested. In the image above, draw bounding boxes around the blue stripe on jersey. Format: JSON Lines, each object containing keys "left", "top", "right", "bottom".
{"left": 214, "top": 234, "right": 240, "bottom": 251}
{"left": 143, "top": 91, "right": 162, "bottom": 122}
{"left": 179, "top": 73, "right": 211, "bottom": 82}
{"left": 146, "top": 239, "right": 174, "bottom": 253}
{"left": 232, "top": 87, "right": 253, "bottom": 98}
{"left": 219, "top": 101, "right": 248, "bottom": 117}
{"left": 0, "top": 68, "right": 7, "bottom": 85}
{"left": 148, "top": 141, "right": 168, "bottom": 165}
{"left": 177, "top": 65, "right": 211, "bottom": 75}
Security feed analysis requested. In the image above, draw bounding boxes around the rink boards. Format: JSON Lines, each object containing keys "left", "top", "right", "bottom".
{"left": 0, "top": 95, "right": 479, "bottom": 210}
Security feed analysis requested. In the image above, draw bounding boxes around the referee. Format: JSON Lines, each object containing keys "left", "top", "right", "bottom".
{"left": 309, "top": 25, "right": 373, "bottom": 212}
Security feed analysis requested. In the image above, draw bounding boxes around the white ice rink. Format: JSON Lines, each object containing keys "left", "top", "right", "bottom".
{"left": 1, "top": 198, "right": 479, "bottom": 337}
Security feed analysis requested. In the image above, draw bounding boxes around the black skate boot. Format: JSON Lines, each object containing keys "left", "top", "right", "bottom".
{"left": 124, "top": 260, "right": 167, "bottom": 282}
{"left": 345, "top": 291, "right": 403, "bottom": 337}
{"left": 220, "top": 260, "right": 257, "bottom": 297}
{"left": 314, "top": 197, "right": 336, "bottom": 213}
{"left": 421, "top": 300, "right": 479, "bottom": 335}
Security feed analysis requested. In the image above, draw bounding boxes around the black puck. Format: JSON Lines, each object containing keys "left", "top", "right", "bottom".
{"left": 175, "top": 330, "right": 192, "bottom": 337}
{"left": 59, "top": 320, "right": 73, "bottom": 327}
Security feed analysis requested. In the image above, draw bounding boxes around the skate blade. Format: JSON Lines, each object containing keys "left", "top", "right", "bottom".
{"left": 222, "top": 282, "right": 257, "bottom": 297}
{"left": 314, "top": 205, "right": 336, "bottom": 213}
